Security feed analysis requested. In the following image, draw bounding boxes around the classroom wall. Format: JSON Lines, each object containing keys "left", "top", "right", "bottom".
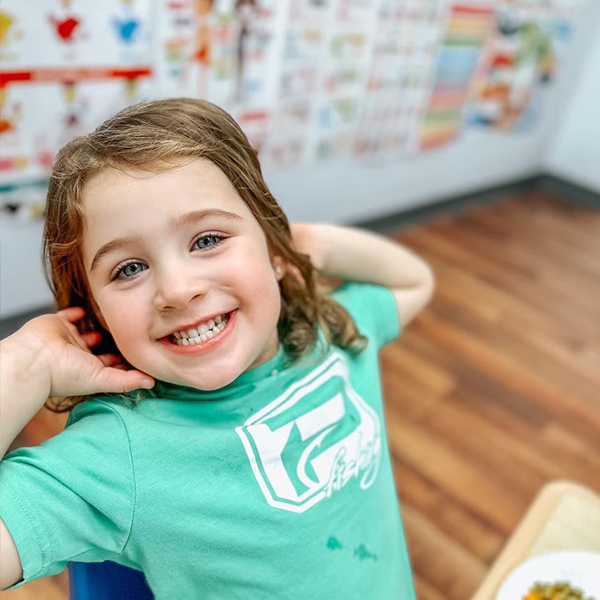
{"left": 270, "top": 0, "right": 600, "bottom": 225}
{"left": 543, "top": 5, "right": 600, "bottom": 192}
{"left": 1, "top": 1, "right": 597, "bottom": 319}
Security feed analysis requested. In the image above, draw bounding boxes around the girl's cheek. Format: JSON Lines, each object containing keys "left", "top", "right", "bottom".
{"left": 102, "top": 305, "right": 139, "bottom": 338}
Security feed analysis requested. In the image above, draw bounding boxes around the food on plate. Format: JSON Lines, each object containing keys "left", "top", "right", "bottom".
{"left": 523, "top": 581, "right": 596, "bottom": 600}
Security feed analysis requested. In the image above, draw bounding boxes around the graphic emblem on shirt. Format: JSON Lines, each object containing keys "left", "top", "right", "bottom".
{"left": 236, "top": 351, "right": 382, "bottom": 513}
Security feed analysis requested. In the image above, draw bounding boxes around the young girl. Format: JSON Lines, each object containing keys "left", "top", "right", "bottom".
{"left": 0, "top": 98, "right": 434, "bottom": 599}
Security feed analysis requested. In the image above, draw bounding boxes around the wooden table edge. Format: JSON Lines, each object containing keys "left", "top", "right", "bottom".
{"left": 470, "top": 480, "right": 599, "bottom": 600}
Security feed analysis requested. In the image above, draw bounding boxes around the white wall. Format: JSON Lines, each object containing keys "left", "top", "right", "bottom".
{"left": 544, "top": 4, "right": 600, "bottom": 191}
{"left": 0, "top": 218, "right": 51, "bottom": 317}
{"left": 267, "top": 130, "right": 543, "bottom": 225}
{"left": 2, "top": 1, "right": 599, "bottom": 319}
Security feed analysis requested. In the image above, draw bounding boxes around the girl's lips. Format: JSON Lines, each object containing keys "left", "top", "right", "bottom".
{"left": 157, "top": 309, "right": 237, "bottom": 355}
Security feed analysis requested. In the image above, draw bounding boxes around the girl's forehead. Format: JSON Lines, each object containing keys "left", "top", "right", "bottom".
{"left": 83, "top": 160, "right": 251, "bottom": 219}
{"left": 86, "top": 159, "right": 235, "bottom": 195}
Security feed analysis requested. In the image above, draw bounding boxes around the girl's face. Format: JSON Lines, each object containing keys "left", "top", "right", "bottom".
{"left": 81, "top": 158, "right": 285, "bottom": 391}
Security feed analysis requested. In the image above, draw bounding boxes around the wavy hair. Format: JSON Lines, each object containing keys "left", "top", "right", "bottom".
{"left": 43, "top": 98, "right": 367, "bottom": 412}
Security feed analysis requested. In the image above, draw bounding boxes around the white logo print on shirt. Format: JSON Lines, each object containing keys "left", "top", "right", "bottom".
{"left": 236, "top": 351, "right": 382, "bottom": 513}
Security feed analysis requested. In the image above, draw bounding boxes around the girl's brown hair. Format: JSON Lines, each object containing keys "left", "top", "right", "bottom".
{"left": 43, "top": 97, "right": 367, "bottom": 413}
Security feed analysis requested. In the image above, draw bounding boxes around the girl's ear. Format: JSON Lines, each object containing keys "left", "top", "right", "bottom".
{"left": 273, "top": 257, "right": 286, "bottom": 282}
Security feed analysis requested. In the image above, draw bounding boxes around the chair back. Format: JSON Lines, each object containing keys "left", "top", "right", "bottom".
{"left": 68, "top": 561, "right": 154, "bottom": 600}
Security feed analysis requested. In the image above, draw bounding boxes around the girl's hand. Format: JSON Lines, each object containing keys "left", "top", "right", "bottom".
{"left": 14, "top": 306, "right": 154, "bottom": 398}
{"left": 290, "top": 223, "right": 326, "bottom": 271}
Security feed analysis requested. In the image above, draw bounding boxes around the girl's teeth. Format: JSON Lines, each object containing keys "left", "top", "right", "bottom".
{"left": 170, "top": 314, "right": 229, "bottom": 345}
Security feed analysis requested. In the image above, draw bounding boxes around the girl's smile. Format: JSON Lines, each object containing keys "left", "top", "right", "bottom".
{"left": 157, "top": 308, "right": 237, "bottom": 355}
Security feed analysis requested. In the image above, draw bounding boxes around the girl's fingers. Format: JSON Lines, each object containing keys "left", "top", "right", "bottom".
{"left": 94, "top": 368, "right": 155, "bottom": 393}
{"left": 97, "top": 353, "right": 121, "bottom": 367}
{"left": 103, "top": 357, "right": 128, "bottom": 370}
{"left": 81, "top": 332, "right": 101, "bottom": 347}
{"left": 57, "top": 306, "right": 86, "bottom": 323}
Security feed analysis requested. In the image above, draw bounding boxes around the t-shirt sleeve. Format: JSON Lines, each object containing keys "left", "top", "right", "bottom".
{"left": 330, "top": 281, "right": 402, "bottom": 350}
{"left": 0, "top": 399, "right": 135, "bottom": 590}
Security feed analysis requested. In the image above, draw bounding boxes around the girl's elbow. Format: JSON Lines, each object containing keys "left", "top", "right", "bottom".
{"left": 421, "top": 264, "right": 436, "bottom": 296}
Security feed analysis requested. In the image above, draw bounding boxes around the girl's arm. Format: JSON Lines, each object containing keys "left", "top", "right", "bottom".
{"left": 1, "top": 518, "right": 22, "bottom": 590}
{"left": 0, "top": 336, "right": 49, "bottom": 589}
{"left": 291, "top": 223, "right": 435, "bottom": 327}
{"left": 0, "top": 336, "right": 52, "bottom": 460}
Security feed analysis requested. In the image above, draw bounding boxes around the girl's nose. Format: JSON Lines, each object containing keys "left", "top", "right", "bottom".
{"left": 153, "top": 270, "right": 209, "bottom": 311}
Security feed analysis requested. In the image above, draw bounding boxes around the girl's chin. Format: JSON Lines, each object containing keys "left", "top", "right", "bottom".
{"left": 169, "top": 366, "right": 242, "bottom": 391}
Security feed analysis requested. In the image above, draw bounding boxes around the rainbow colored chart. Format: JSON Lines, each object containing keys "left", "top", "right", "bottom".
{"left": 419, "top": 4, "right": 495, "bottom": 151}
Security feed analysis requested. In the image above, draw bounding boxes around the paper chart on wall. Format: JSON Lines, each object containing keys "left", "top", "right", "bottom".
{"left": 0, "top": 0, "right": 153, "bottom": 186}
{"left": 307, "top": 0, "right": 379, "bottom": 163}
{"left": 465, "top": 0, "right": 582, "bottom": 132}
{"left": 353, "top": 0, "right": 449, "bottom": 162}
{"left": 255, "top": 0, "right": 333, "bottom": 168}
{"left": 418, "top": 2, "right": 496, "bottom": 152}
{"left": 154, "top": 1, "right": 282, "bottom": 113}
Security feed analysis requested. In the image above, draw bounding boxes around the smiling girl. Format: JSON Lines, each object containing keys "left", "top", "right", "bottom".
{"left": 0, "top": 98, "right": 434, "bottom": 599}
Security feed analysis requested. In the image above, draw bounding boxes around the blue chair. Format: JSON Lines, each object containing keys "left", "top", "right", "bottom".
{"left": 68, "top": 561, "right": 154, "bottom": 600}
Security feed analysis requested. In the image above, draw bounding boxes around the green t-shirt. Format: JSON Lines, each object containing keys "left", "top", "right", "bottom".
{"left": 0, "top": 282, "right": 416, "bottom": 599}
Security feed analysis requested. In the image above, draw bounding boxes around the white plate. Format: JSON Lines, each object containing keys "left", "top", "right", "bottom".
{"left": 495, "top": 551, "right": 600, "bottom": 600}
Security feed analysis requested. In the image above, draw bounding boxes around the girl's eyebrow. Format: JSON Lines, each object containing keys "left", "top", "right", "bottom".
{"left": 89, "top": 208, "right": 242, "bottom": 273}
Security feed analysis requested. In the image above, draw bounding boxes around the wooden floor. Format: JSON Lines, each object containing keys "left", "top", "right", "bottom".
{"left": 3, "top": 187, "right": 600, "bottom": 599}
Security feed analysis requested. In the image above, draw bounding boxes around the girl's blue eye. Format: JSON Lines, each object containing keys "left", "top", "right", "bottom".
{"left": 193, "top": 233, "right": 224, "bottom": 251}
{"left": 112, "top": 261, "right": 147, "bottom": 281}
{"left": 111, "top": 232, "right": 225, "bottom": 281}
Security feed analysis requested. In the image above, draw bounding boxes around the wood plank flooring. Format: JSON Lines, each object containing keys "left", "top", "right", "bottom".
{"left": 385, "top": 189, "right": 600, "bottom": 599}
{"left": 2, "top": 187, "right": 599, "bottom": 599}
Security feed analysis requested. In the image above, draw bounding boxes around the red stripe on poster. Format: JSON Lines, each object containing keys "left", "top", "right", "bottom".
{"left": 451, "top": 5, "right": 495, "bottom": 16}
{"left": 0, "top": 67, "right": 152, "bottom": 88}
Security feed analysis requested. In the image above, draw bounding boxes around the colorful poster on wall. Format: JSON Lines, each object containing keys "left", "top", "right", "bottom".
{"left": 0, "top": 0, "right": 153, "bottom": 185}
{"left": 465, "top": 0, "right": 579, "bottom": 132}
{"left": 308, "top": 0, "right": 379, "bottom": 162}
{"left": 353, "top": 0, "right": 448, "bottom": 162}
{"left": 418, "top": 2, "right": 496, "bottom": 151}
{"left": 257, "top": 0, "right": 332, "bottom": 168}
{"left": 154, "top": 0, "right": 282, "bottom": 111}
